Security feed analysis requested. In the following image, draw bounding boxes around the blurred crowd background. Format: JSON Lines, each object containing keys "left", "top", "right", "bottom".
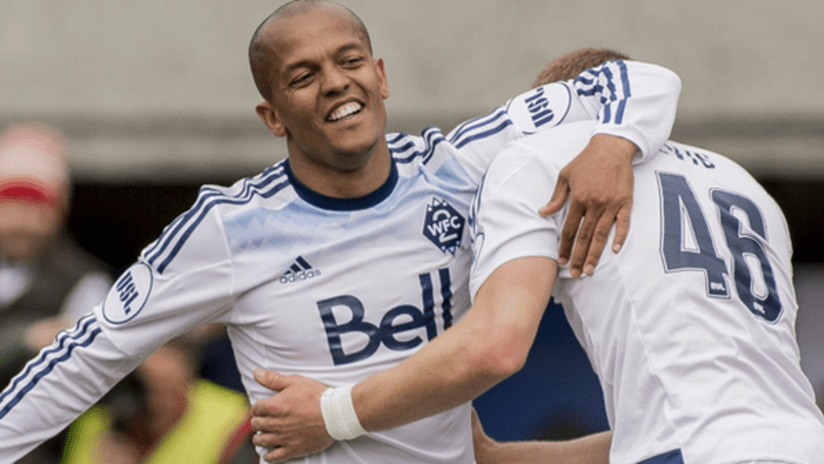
{"left": 2, "top": 0, "right": 822, "bottom": 444}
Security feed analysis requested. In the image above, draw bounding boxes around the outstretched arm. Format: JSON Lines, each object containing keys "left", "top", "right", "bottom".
{"left": 0, "top": 315, "right": 146, "bottom": 462}
{"left": 250, "top": 257, "right": 558, "bottom": 463}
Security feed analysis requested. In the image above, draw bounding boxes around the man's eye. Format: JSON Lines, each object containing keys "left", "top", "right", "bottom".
{"left": 342, "top": 57, "right": 364, "bottom": 66}
{"left": 291, "top": 73, "right": 312, "bottom": 86}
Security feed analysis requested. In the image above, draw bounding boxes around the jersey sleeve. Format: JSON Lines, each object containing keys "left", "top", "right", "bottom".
{"left": 469, "top": 123, "right": 596, "bottom": 300}
{"left": 0, "top": 189, "right": 236, "bottom": 461}
{"left": 97, "top": 190, "right": 236, "bottom": 355}
{"left": 567, "top": 60, "right": 681, "bottom": 162}
{"left": 0, "top": 315, "right": 143, "bottom": 461}
{"left": 448, "top": 60, "right": 680, "bottom": 181}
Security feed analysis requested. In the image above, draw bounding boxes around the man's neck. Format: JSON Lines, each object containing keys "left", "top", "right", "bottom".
{"left": 288, "top": 144, "right": 393, "bottom": 198}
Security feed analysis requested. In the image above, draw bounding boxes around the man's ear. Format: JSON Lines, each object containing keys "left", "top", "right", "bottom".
{"left": 374, "top": 57, "right": 390, "bottom": 100}
{"left": 256, "top": 101, "right": 287, "bottom": 137}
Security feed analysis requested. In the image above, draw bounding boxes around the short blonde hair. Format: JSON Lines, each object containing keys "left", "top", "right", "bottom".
{"left": 533, "top": 48, "right": 630, "bottom": 88}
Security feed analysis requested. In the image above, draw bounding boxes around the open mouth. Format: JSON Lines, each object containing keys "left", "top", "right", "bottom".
{"left": 327, "top": 102, "right": 363, "bottom": 122}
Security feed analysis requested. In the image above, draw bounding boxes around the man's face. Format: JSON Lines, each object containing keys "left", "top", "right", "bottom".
{"left": 0, "top": 200, "right": 63, "bottom": 262}
{"left": 256, "top": 5, "right": 390, "bottom": 173}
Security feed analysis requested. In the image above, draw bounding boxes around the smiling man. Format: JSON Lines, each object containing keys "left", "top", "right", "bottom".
{"left": 251, "top": 3, "right": 392, "bottom": 196}
{"left": 0, "top": 2, "right": 683, "bottom": 463}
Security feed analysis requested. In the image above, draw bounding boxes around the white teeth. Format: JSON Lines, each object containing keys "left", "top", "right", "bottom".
{"left": 328, "top": 102, "right": 362, "bottom": 121}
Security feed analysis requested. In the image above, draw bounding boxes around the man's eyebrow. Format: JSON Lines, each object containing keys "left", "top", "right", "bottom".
{"left": 335, "top": 42, "right": 367, "bottom": 56}
{"left": 282, "top": 41, "right": 368, "bottom": 81}
{"left": 281, "top": 41, "right": 368, "bottom": 74}
{"left": 281, "top": 59, "right": 315, "bottom": 77}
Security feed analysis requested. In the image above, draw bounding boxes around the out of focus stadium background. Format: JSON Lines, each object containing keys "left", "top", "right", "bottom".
{"left": 2, "top": 0, "right": 822, "bottom": 441}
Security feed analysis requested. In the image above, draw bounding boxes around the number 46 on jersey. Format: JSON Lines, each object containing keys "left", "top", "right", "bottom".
{"left": 658, "top": 172, "right": 782, "bottom": 322}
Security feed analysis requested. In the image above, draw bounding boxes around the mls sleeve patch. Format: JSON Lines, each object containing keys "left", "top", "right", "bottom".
{"left": 102, "top": 263, "right": 153, "bottom": 325}
{"left": 506, "top": 83, "right": 573, "bottom": 133}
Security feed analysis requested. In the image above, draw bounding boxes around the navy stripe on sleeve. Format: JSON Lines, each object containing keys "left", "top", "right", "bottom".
{"left": 0, "top": 315, "right": 102, "bottom": 420}
{"left": 574, "top": 60, "right": 631, "bottom": 125}
{"left": 145, "top": 165, "right": 292, "bottom": 274}
{"left": 390, "top": 105, "right": 517, "bottom": 166}
{"left": 449, "top": 108, "right": 508, "bottom": 144}
{"left": 390, "top": 127, "right": 446, "bottom": 165}
{"left": 145, "top": 165, "right": 287, "bottom": 263}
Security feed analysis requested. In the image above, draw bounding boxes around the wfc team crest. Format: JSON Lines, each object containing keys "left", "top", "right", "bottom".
{"left": 423, "top": 198, "right": 465, "bottom": 255}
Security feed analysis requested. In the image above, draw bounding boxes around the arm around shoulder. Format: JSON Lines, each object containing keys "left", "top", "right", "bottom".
{"left": 587, "top": 60, "right": 682, "bottom": 162}
{"left": 352, "top": 256, "right": 558, "bottom": 432}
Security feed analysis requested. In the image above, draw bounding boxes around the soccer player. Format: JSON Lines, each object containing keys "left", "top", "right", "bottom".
{"left": 251, "top": 48, "right": 824, "bottom": 463}
{"left": 0, "top": 2, "right": 682, "bottom": 462}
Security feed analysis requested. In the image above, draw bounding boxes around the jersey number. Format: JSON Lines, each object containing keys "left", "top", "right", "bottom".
{"left": 658, "top": 173, "right": 781, "bottom": 322}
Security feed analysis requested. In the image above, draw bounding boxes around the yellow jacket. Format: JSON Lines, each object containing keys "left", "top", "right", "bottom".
{"left": 63, "top": 380, "right": 250, "bottom": 464}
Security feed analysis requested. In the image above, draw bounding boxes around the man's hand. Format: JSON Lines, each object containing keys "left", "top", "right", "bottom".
{"left": 539, "top": 134, "right": 636, "bottom": 277}
{"left": 250, "top": 369, "right": 335, "bottom": 463}
{"left": 471, "top": 408, "right": 498, "bottom": 464}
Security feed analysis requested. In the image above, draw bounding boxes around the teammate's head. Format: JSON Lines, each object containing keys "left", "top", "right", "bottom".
{"left": 533, "top": 48, "right": 630, "bottom": 88}
{"left": 249, "top": 0, "right": 391, "bottom": 176}
{"left": 249, "top": 0, "right": 373, "bottom": 102}
{"left": 0, "top": 123, "right": 71, "bottom": 262}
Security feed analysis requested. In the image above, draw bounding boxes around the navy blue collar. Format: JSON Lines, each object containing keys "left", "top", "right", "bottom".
{"left": 284, "top": 157, "right": 398, "bottom": 211}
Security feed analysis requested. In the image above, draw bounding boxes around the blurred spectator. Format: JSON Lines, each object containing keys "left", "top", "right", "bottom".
{"left": 0, "top": 122, "right": 113, "bottom": 463}
{"left": 62, "top": 335, "right": 255, "bottom": 464}
{"left": 196, "top": 324, "right": 246, "bottom": 394}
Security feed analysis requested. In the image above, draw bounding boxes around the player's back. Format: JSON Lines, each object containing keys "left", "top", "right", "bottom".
{"left": 553, "top": 128, "right": 824, "bottom": 463}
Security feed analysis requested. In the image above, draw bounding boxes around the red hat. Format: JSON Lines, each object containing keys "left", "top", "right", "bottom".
{"left": 0, "top": 123, "right": 70, "bottom": 209}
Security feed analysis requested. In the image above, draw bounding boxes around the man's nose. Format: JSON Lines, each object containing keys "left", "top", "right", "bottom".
{"left": 320, "top": 66, "right": 350, "bottom": 95}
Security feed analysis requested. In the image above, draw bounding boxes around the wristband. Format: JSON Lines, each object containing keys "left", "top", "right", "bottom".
{"left": 320, "top": 385, "right": 367, "bottom": 440}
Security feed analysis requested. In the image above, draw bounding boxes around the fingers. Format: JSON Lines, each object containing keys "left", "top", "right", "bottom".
{"left": 563, "top": 200, "right": 629, "bottom": 277}
{"left": 253, "top": 426, "right": 335, "bottom": 463}
{"left": 611, "top": 203, "right": 631, "bottom": 254}
{"left": 557, "top": 203, "right": 583, "bottom": 268}
{"left": 566, "top": 205, "right": 599, "bottom": 277}
{"left": 539, "top": 176, "right": 570, "bottom": 217}
{"left": 259, "top": 443, "right": 303, "bottom": 464}
{"left": 262, "top": 447, "right": 292, "bottom": 464}
{"left": 253, "top": 432, "right": 298, "bottom": 463}
{"left": 254, "top": 368, "right": 289, "bottom": 391}
{"left": 254, "top": 430, "right": 277, "bottom": 448}
{"left": 576, "top": 209, "right": 615, "bottom": 277}
{"left": 250, "top": 392, "right": 285, "bottom": 420}
{"left": 251, "top": 369, "right": 287, "bottom": 420}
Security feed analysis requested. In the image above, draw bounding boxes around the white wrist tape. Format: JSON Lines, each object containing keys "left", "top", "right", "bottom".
{"left": 320, "top": 385, "right": 367, "bottom": 441}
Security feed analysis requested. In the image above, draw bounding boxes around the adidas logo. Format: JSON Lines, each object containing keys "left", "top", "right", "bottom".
{"left": 279, "top": 256, "right": 321, "bottom": 284}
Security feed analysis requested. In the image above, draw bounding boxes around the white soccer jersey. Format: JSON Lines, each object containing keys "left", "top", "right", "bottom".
{"left": 0, "top": 61, "right": 681, "bottom": 463}
{"left": 470, "top": 121, "right": 824, "bottom": 464}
